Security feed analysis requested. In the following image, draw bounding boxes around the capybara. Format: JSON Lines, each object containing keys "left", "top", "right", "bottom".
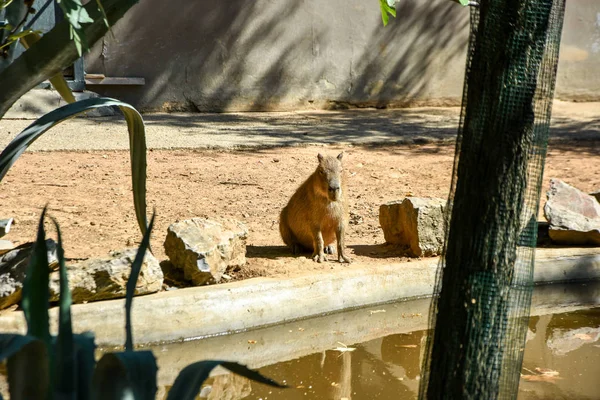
{"left": 279, "top": 153, "right": 351, "bottom": 263}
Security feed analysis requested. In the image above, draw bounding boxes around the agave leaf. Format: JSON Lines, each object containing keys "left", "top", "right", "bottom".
{"left": 91, "top": 351, "right": 157, "bottom": 400}
{"left": 0, "top": 334, "right": 48, "bottom": 398}
{"left": 20, "top": 32, "right": 76, "bottom": 104}
{"left": 21, "top": 207, "right": 51, "bottom": 348}
{"left": 7, "top": 339, "right": 49, "bottom": 400}
{"left": 0, "top": 334, "right": 39, "bottom": 361}
{"left": 51, "top": 217, "right": 77, "bottom": 397}
{"left": 73, "top": 332, "right": 97, "bottom": 400}
{"left": 125, "top": 212, "right": 155, "bottom": 351}
{"left": 167, "top": 360, "right": 286, "bottom": 400}
{"left": 0, "top": 97, "right": 148, "bottom": 237}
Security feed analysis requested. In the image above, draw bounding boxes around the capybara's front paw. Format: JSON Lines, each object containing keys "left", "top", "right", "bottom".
{"left": 312, "top": 253, "right": 326, "bottom": 263}
{"left": 339, "top": 254, "right": 351, "bottom": 263}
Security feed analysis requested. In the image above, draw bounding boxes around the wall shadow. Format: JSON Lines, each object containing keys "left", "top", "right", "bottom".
{"left": 86, "top": 0, "right": 468, "bottom": 112}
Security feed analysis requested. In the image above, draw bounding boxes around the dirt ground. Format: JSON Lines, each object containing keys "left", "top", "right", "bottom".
{"left": 1, "top": 141, "right": 598, "bottom": 282}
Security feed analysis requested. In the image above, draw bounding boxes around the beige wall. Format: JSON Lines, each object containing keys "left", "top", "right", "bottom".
{"left": 85, "top": 0, "right": 599, "bottom": 112}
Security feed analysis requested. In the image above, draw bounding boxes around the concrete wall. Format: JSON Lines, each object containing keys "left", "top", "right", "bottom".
{"left": 85, "top": 0, "right": 600, "bottom": 112}
{"left": 556, "top": 1, "right": 600, "bottom": 101}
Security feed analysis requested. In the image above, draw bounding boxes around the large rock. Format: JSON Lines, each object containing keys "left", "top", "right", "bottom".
{"left": 379, "top": 197, "right": 446, "bottom": 257}
{"left": 0, "top": 245, "right": 162, "bottom": 310}
{"left": 0, "top": 240, "right": 58, "bottom": 310}
{"left": 207, "top": 373, "right": 252, "bottom": 400}
{"left": 544, "top": 179, "right": 600, "bottom": 245}
{"left": 164, "top": 218, "right": 248, "bottom": 285}
{"left": 0, "top": 240, "right": 14, "bottom": 253}
{"left": 48, "top": 248, "right": 163, "bottom": 303}
{"left": 0, "top": 219, "right": 13, "bottom": 237}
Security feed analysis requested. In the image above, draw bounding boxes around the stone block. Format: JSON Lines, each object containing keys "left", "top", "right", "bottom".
{"left": 164, "top": 218, "right": 248, "bottom": 285}
{"left": 379, "top": 197, "right": 446, "bottom": 257}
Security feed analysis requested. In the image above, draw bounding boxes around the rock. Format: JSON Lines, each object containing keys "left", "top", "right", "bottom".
{"left": 1, "top": 244, "right": 162, "bottom": 310}
{"left": 0, "top": 240, "right": 58, "bottom": 310}
{"left": 547, "top": 326, "right": 600, "bottom": 356}
{"left": 0, "top": 240, "right": 14, "bottom": 254}
{"left": 379, "top": 197, "right": 446, "bottom": 257}
{"left": 207, "top": 373, "right": 251, "bottom": 400}
{"left": 0, "top": 218, "right": 13, "bottom": 238}
{"left": 544, "top": 179, "right": 600, "bottom": 245}
{"left": 164, "top": 218, "right": 248, "bottom": 285}
{"left": 48, "top": 248, "right": 163, "bottom": 303}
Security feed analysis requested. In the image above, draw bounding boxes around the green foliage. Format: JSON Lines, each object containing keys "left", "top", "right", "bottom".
{"left": 0, "top": 28, "right": 41, "bottom": 51}
{"left": 57, "top": 0, "right": 94, "bottom": 55}
{"left": 19, "top": 31, "right": 77, "bottom": 104}
{"left": 21, "top": 208, "right": 52, "bottom": 350}
{"left": 378, "top": 0, "right": 396, "bottom": 26}
{"left": 378, "top": 0, "right": 474, "bottom": 27}
{"left": 0, "top": 0, "right": 141, "bottom": 119}
{"left": 0, "top": 210, "right": 285, "bottom": 399}
{"left": 0, "top": 97, "right": 149, "bottom": 237}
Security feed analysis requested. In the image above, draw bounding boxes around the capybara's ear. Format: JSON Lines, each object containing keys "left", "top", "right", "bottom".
{"left": 337, "top": 152, "right": 344, "bottom": 161}
{"left": 317, "top": 153, "right": 324, "bottom": 163}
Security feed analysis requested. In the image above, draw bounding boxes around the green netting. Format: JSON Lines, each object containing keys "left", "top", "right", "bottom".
{"left": 419, "top": 0, "right": 566, "bottom": 398}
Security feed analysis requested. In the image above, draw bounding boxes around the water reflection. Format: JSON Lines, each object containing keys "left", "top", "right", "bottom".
{"left": 154, "top": 283, "right": 600, "bottom": 399}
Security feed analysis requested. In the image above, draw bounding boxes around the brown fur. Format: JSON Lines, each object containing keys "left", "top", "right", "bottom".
{"left": 279, "top": 153, "right": 351, "bottom": 263}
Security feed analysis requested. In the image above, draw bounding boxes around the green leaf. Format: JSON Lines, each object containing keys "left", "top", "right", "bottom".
{"left": 0, "top": 0, "right": 26, "bottom": 70}
{"left": 0, "top": 334, "right": 39, "bottom": 361}
{"left": 20, "top": 31, "right": 76, "bottom": 104}
{"left": 379, "top": 0, "right": 396, "bottom": 26}
{"left": 21, "top": 207, "right": 51, "bottom": 348}
{"left": 91, "top": 351, "right": 158, "bottom": 400}
{"left": 0, "top": 30, "right": 40, "bottom": 51}
{"left": 73, "top": 332, "right": 97, "bottom": 400}
{"left": 0, "top": 97, "right": 148, "bottom": 238}
{"left": 125, "top": 212, "right": 155, "bottom": 351}
{"left": 0, "top": 0, "right": 14, "bottom": 10}
{"left": 6, "top": 339, "right": 49, "bottom": 399}
{"left": 95, "top": 0, "right": 110, "bottom": 29}
{"left": 167, "top": 360, "right": 286, "bottom": 400}
{"left": 58, "top": 0, "right": 94, "bottom": 55}
{"left": 52, "top": 217, "right": 77, "bottom": 397}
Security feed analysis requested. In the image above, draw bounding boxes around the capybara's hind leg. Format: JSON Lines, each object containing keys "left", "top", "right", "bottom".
{"left": 291, "top": 242, "right": 303, "bottom": 255}
{"left": 280, "top": 210, "right": 304, "bottom": 256}
{"left": 279, "top": 209, "right": 294, "bottom": 247}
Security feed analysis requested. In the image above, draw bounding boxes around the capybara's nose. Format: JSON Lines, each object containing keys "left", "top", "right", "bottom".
{"left": 329, "top": 184, "right": 340, "bottom": 193}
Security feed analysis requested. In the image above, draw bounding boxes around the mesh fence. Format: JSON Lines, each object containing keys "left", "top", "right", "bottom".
{"left": 418, "top": 0, "right": 566, "bottom": 398}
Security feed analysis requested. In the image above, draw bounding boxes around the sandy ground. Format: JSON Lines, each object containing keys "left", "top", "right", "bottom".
{"left": 1, "top": 140, "right": 598, "bottom": 281}
{"left": 1, "top": 102, "right": 598, "bottom": 281}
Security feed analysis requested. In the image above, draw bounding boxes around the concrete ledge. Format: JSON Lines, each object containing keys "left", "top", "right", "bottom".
{"left": 0, "top": 248, "right": 598, "bottom": 346}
